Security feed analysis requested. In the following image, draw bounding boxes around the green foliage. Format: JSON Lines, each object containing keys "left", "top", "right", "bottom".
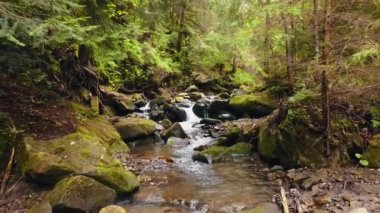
{"left": 288, "top": 89, "right": 318, "bottom": 104}
{"left": 355, "top": 153, "right": 369, "bottom": 167}
{"left": 231, "top": 69, "right": 256, "bottom": 86}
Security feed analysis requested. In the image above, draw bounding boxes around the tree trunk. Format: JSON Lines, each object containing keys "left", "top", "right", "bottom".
{"left": 321, "top": 70, "right": 330, "bottom": 156}
{"left": 263, "top": 0, "right": 271, "bottom": 73}
{"left": 177, "top": 0, "right": 186, "bottom": 52}
{"left": 281, "top": 0, "right": 294, "bottom": 83}
{"left": 313, "top": 0, "right": 320, "bottom": 62}
{"left": 324, "top": 0, "right": 332, "bottom": 65}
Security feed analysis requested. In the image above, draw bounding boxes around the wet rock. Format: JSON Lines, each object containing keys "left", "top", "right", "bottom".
{"left": 47, "top": 176, "right": 116, "bottom": 212}
{"left": 163, "top": 104, "right": 187, "bottom": 122}
{"left": 217, "top": 112, "right": 236, "bottom": 121}
{"left": 193, "top": 103, "right": 208, "bottom": 118}
{"left": 192, "top": 153, "right": 209, "bottom": 164}
{"left": 224, "top": 126, "right": 242, "bottom": 142}
{"left": 210, "top": 137, "right": 229, "bottom": 146}
{"left": 167, "top": 137, "right": 190, "bottom": 148}
{"left": 189, "top": 92, "right": 203, "bottom": 101}
{"left": 240, "top": 202, "right": 282, "bottom": 213}
{"left": 194, "top": 143, "right": 252, "bottom": 163}
{"left": 162, "top": 123, "right": 187, "bottom": 140}
{"left": 185, "top": 85, "right": 199, "bottom": 93}
{"left": 227, "top": 142, "right": 253, "bottom": 155}
{"left": 114, "top": 117, "right": 156, "bottom": 140}
{"left": 362, "top": 134, "right": 380, "bottom": 168}
{"left": 149, "top": 97, "right": 167, "bottom": 110}
{"left": 160, "top": 118, "right": 172, "bottom": 130}
{"left": 200, "top": 118, "right": 222, "bottom": 126}
{"left": 208, "top": 99, "right": 234, "bottom": 119}
{"left": 18, "top": 134, "right": 139, "bottom": 194}
{"left": 131, "top": 133, "right": 162, "bottom": 145}
{"left": 149, "top": 109, "right": 166, "bottom": 121}
{"left": 100, "top": 205, "right": 127, "bottom": 213}
{"left": 216, "top": 93, "right": 230, "bottom": 99}
{"left": 134, "top": 100, "right": 147, "bottom": 108}
{"left": 348, "top": 208, "right": 368, "bottom": 213}
{"left": 229, "top": 91, "right": 276, "bottom": 117}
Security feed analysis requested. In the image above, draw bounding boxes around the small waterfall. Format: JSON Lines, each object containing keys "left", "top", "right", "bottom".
{"left": 139, "top": 101, "right": 150, "bottom": 118}
{"left": 178, "top": 103, "right": 202, "bottom": 133}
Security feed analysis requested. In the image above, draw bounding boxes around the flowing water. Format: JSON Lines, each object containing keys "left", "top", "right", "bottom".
{"left": 124, "top": 100, "right": 277, "bottom": 213}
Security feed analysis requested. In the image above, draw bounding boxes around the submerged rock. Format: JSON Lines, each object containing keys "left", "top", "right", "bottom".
{"left": 229, "top": 91, "right": 276, "bottom": 117}
{"left": 162, "top": 123, "right": 187, "bottom": 140}
{"left": 167, "top": 137, "right": 190, "bottom": 148}
{"left": 47, "top": 176, "right": 116, "bottom": 212}
{"left": 18, "top": 133, "right": 139, "bottom": 194}
{"left": 114, "top": 117, "right": 156, "bottom": 140}
{"left": 362, "top": 135, "right": 380, "bottom": 168}
{"left": 193, "top": 142, "right": 253, "bottom": 163}
{"left": 240, "top": 202, "right": 281, "bottom": 213}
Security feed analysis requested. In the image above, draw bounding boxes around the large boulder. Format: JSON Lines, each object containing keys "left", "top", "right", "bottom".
{"left": 18, "top": 133, "right": 139, "bottom": 194}
{"left": 208, "top": 99, "right": 233, "bottom": 119}
{"left": 77, "top": 117, "right": 129, "bottom": 154}
{"left": 43, "top": 176, "right": 116, "bottom": 212}
{"left": 163, "top": 104, "right": 187, "bottom": 122}
{"left": 362, "top": 135, "right": 380, "bottom": 168}
{"left": 229, "top": 91, "right": 277, "bottom": 117}
{"left": 162, "top": 123, "right": 187, "bottom": 140}
{"left": 114, "top": 117, "right": 156, "bottom": 140}
{"left": 193, "top": 103, "right": 208, "bottom": 118}
{"left": 100, "top": 86, "right": 137, "bottom": 115}
{"left": 258, "top": 99, "right": 360, "bottom": 168}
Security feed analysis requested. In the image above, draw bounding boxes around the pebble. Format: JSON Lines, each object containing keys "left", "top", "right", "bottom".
{"left": 314, "top": 195, "right": 332, "bottom": 205}
{"left": 342, "top": 193, "right": 354, "bottom": 202}
{"left": 270, "top": 165, "right": 284, "bottom": 172}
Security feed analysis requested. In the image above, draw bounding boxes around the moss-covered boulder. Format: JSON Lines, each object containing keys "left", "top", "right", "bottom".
{"left": 229, "top": 92, "right": 277, "bottom": 117}
{"left": 362, "top": 135, "right": 380, "bottom": 168}
{"left": 78, "top": 117, "right": 129, "bottom": 154}
{"left": 100, "top": 86, "right": 137, "bottom": 115}
{"left": 114, "top": 117, "right": 156, "bottom": 140}
{"left": 258, "top": 98, "right": 358, "bottom": 168}
{"left": 46, "top": 175, "right": 116, "bottom": 212}
{"left": 18, "top": 133, "right": 139, "bottom": 194}
{"left": 193, "top": 143, "right": 253, "bottom": 163}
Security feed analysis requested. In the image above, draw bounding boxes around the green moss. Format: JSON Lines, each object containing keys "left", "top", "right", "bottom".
{"left": 362, "top": 135, "right": 380, "bottom": 168}
{"left": 227, "top": 142, "right": 252, "bottom": 155}
{"left": 96, "top": 166, "right": 139, "bottom": 194}
{"left": 115, "top": 118, "right": 156, "bottom": 140}
{"left": 200, "top": 146, "right": 228, "bottom": 161}
{"left": 18, "top": 133, "right": 139, "bottom": 194}
{"left": 258, "top": 125, "right": 278, "bottom": 160}
{"left": 229, "top": 92, "right": 276, "bottom": 116}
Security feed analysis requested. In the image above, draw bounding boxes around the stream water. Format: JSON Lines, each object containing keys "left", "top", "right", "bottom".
{"left": 123, "top": 100, "right": 278, "bottom": 213}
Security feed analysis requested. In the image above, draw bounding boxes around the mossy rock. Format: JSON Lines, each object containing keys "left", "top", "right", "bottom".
{"left": 258, "top": 122, "right": 278, "bottom": 160}
{"left": 227, "top": 142, "right": 253, "bottom": 155}
{"left": 114, "top": 118, "right": 156, "bottom": 140}
{"left": 229, "top": 92, "right": 277, "bottom": 117}
{"left": 47, "top": 175, "right": 116, "bottom": 212}
{"left": 195, "top": 143, "right": 252, "bottom": 163}
{"left": 18, "top": 133, "right": 139, "bottom": 194}
{"left": 362, "top": 135, "right": 380, "bottom": 168}
{"left": 77, "top": 117, "right": 129, "bottom": 154}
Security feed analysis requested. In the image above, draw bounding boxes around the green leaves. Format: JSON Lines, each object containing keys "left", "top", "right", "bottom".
{"left": 355, "top": 153, "right": 369, "bottom": 167}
